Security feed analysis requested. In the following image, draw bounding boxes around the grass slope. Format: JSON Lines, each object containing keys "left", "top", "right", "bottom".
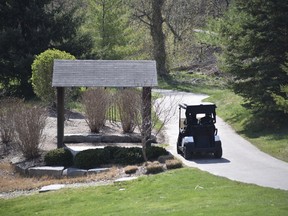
{"left": 1, "top": 168, "right": 287, "bottom": 216}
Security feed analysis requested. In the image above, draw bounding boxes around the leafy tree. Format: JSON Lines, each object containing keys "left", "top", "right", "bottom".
{"left": 0, "top": 0, "right": 93, "bottom": 98}
{"left": 31, "top": 49, "right": 75, "bottom": 105}
{"left": 129, "top": 0, "right": 168, "bottom": 77}
{"left": 211, "top": 0, "right": 288, "bottom": 117}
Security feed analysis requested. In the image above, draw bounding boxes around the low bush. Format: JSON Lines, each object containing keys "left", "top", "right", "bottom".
{"left": 124, "top": 165, "right": 138, "bottom": 174}
{"left": 146, "top": 146, "right": 169, "bottom": 160}
{"left": 165, "top": 159, "right": 183, "bottom": 170}
{"left": 14, "top": 103, "right": 47, "bottom": 159}
{"left": 116, "top": 89, "right": 141, "bottom": 133}
{"left": 107, "top": 147, "right": 144, "bottom": 165}
{"left": 146, "top": 161, "right": 164, "bottom": 174}
{"left": 82, "top": 88, "right": 110, "bottom": 133}
{"left": 44, "top": 148, "right": 74, "bottom": 167}
{"left": 72, "top": 146, "right": 169, "bottom": 168}
{"left": 74, "top": 149, "right": 110, "bottom": 169}
{"left": 0, "top": 98, "right": 19, "bottom": 145}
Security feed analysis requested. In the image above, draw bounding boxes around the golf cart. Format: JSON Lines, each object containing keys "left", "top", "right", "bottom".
{"left": 176, "top": 103, "right": 222, "bottom": 159}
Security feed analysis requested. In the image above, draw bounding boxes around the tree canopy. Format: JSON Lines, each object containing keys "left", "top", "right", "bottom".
{"left": 0, "top": 0, "right": 93, "bottom": 98}
{"left": 207, "top": 0, "right": 288, "bottom": 117}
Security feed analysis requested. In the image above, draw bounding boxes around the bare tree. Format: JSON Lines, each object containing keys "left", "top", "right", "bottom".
{"left": 136, "top": 90, "right": 179, "bottom": 162}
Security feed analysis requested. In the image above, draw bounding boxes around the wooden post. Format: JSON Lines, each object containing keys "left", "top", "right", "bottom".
{"left": 57, "top": 87, "right": 65, "bottom": 148}
{"left": 142, "top": 87, "right": 152, "bottom": 147}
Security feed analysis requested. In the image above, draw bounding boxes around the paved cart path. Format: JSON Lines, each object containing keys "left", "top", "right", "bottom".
{"left": 156, "top": 89, "right": 288, "bottom": 190}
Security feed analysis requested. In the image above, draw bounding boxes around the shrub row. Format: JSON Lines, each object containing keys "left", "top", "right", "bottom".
{"left": 44, "top": 146, "right": 169, "bottom": 169}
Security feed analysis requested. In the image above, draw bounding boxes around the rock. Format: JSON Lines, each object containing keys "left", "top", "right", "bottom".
{"left": 63, "top": 133, "right": 156, "bottom": 143}
{"left": 39, "top": 184, "right": 65, "bottom": 193}
{"left": 87, "top": 168, "right": 110, "bottom": 175}
{"left": 28, "top": 166, "right": 64, "bottom": 178}
{"left": 12, "top": 158, "right": 45, "bottom": 176}
{"left": 62, "top": 168, "right": 87, "bottom": 177}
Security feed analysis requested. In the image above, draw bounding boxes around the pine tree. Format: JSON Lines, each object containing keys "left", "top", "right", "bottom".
{"left": 216, "top": 0, "right": 288, "bottom": 116}
{"left": 85, "top": 0, "right": 135, "bottom": 60}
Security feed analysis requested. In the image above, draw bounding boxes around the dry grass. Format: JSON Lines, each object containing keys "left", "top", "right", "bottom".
{"left": 0, "top": 163, "right": 121, "bottom": 193}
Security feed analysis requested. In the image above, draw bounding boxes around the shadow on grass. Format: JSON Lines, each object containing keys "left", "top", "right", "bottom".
{"left": 239, "top": 112, "right": 288, "bottom": 140}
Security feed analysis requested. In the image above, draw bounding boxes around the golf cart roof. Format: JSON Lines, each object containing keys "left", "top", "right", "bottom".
{"left": 179, "top": 102, "right": 216, "bottom": 115}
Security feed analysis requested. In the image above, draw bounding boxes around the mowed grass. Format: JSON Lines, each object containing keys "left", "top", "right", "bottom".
{"left": 1, "top": 168, "right": 287, "bottom": 216}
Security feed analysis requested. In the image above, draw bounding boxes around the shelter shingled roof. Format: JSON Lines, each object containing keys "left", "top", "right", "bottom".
{"left": 52, "top": 60, "right": 158, "bottom": 87}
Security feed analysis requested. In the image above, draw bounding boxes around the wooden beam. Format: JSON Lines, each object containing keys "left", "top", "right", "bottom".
{"left": 142, "top": 87, "right": 152, "bottom": 147}
{"left": 57, "top": 87, "right": 65, "bottom": 148}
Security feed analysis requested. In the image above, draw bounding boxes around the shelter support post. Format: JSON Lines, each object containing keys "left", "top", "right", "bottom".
{"left": 57, "top": 87, "right": 65, "bottom": 148}
{"left": 142, "top": 87, "right": 152, "bottom": 147}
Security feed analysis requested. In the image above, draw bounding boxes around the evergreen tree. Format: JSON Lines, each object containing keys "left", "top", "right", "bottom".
{"left": 214, "top": 0, "right": 288, "bottom": 117}
{"left": 272, "top": 54, "right": 288, "bottom": 113}
{"left": 0, "top": 0, "right": 93, "bottom": 98}
{"left": 86, "top": 0, "right": 135, "bottom": 60}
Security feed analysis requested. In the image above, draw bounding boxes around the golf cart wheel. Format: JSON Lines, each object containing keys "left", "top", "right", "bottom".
{"left": 184, "top": 146, "right": 191, "bottom": 160}
{"left": 214, "top": 142, "right": 223, "bottom": 158}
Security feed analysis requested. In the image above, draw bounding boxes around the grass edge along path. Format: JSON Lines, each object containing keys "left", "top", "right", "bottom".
{"left": 0, "top": 168, "right": 287, "bottom": 216}
{"left": 204, "top": 89, "right": 288, "bottom": 163}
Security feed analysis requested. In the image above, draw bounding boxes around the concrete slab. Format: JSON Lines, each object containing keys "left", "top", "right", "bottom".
{"left": 88, "top": 168, "right": 110, "bottom": 175}
{"left": 114, "top": 176, "right": 138, "bottom": 182}
{"left": 28, "top": 166, "right": 64, "bottom": 178}
{"left": 39, "top": 184, "right": 65, "bottom": 193}
{"left": 62, "top": 168, "right": 87, "bottom": 177}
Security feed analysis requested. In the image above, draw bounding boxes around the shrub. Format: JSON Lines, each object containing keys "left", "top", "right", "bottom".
{"left": 146, "top": 146, "right": 169, "bottom": 161}
{"left": 0, "top": 98, "right": 19, "bottom": 145}
{"left": 74, "top": 149, "right": 110, "bottom": 169}
{"left": 82, "top": 88, "right": 110, "bottom": 133}
{"left": 124, "top": 165, "right": 138, "bottom": 174}
{"left": 105, "top": 146, "right": 144, "bottom": 165}
{"left": 31, "top": 49, "right": 76, "bottom": 105}
{"left": 104, "top": 146, "right": 169, "bottom": 165}
{"left": 146, "top": 161, "right": 164, "bottom": 174}
{"left": 165, "top": 159, "right": 183, "bottom": 170}
{"left": 116, "top": 89, "right": 141, "bottom": 133}
{"left": 44, "top": 148, "right": 73, "bottom": 167}
{"left": 14, "top": 103, "right": 47, "bottom": 159}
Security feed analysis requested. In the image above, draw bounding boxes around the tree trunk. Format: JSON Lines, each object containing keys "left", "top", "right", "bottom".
{"left": 151, "top": 0, "right": 168, "bottom": 77}
{"left": 142, "top": 87, "right": 152, "bottom": 162}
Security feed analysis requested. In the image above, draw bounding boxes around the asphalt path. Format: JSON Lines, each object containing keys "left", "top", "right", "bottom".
{"left": 155, "top": 89, "right": 288, "bottom": 191}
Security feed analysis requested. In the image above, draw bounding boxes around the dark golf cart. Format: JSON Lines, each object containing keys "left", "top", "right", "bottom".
{"left": 176, "top": 103, "right": 222, "bottom": 159}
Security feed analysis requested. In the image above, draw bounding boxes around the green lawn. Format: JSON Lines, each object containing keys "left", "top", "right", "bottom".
{"left": 1, "top": 168, "right": 287, "bottom": 216}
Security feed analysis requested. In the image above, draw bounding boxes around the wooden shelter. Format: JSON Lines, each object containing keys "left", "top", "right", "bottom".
{"left": 52, "top": 60, "right": 158, "bottom": 148}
